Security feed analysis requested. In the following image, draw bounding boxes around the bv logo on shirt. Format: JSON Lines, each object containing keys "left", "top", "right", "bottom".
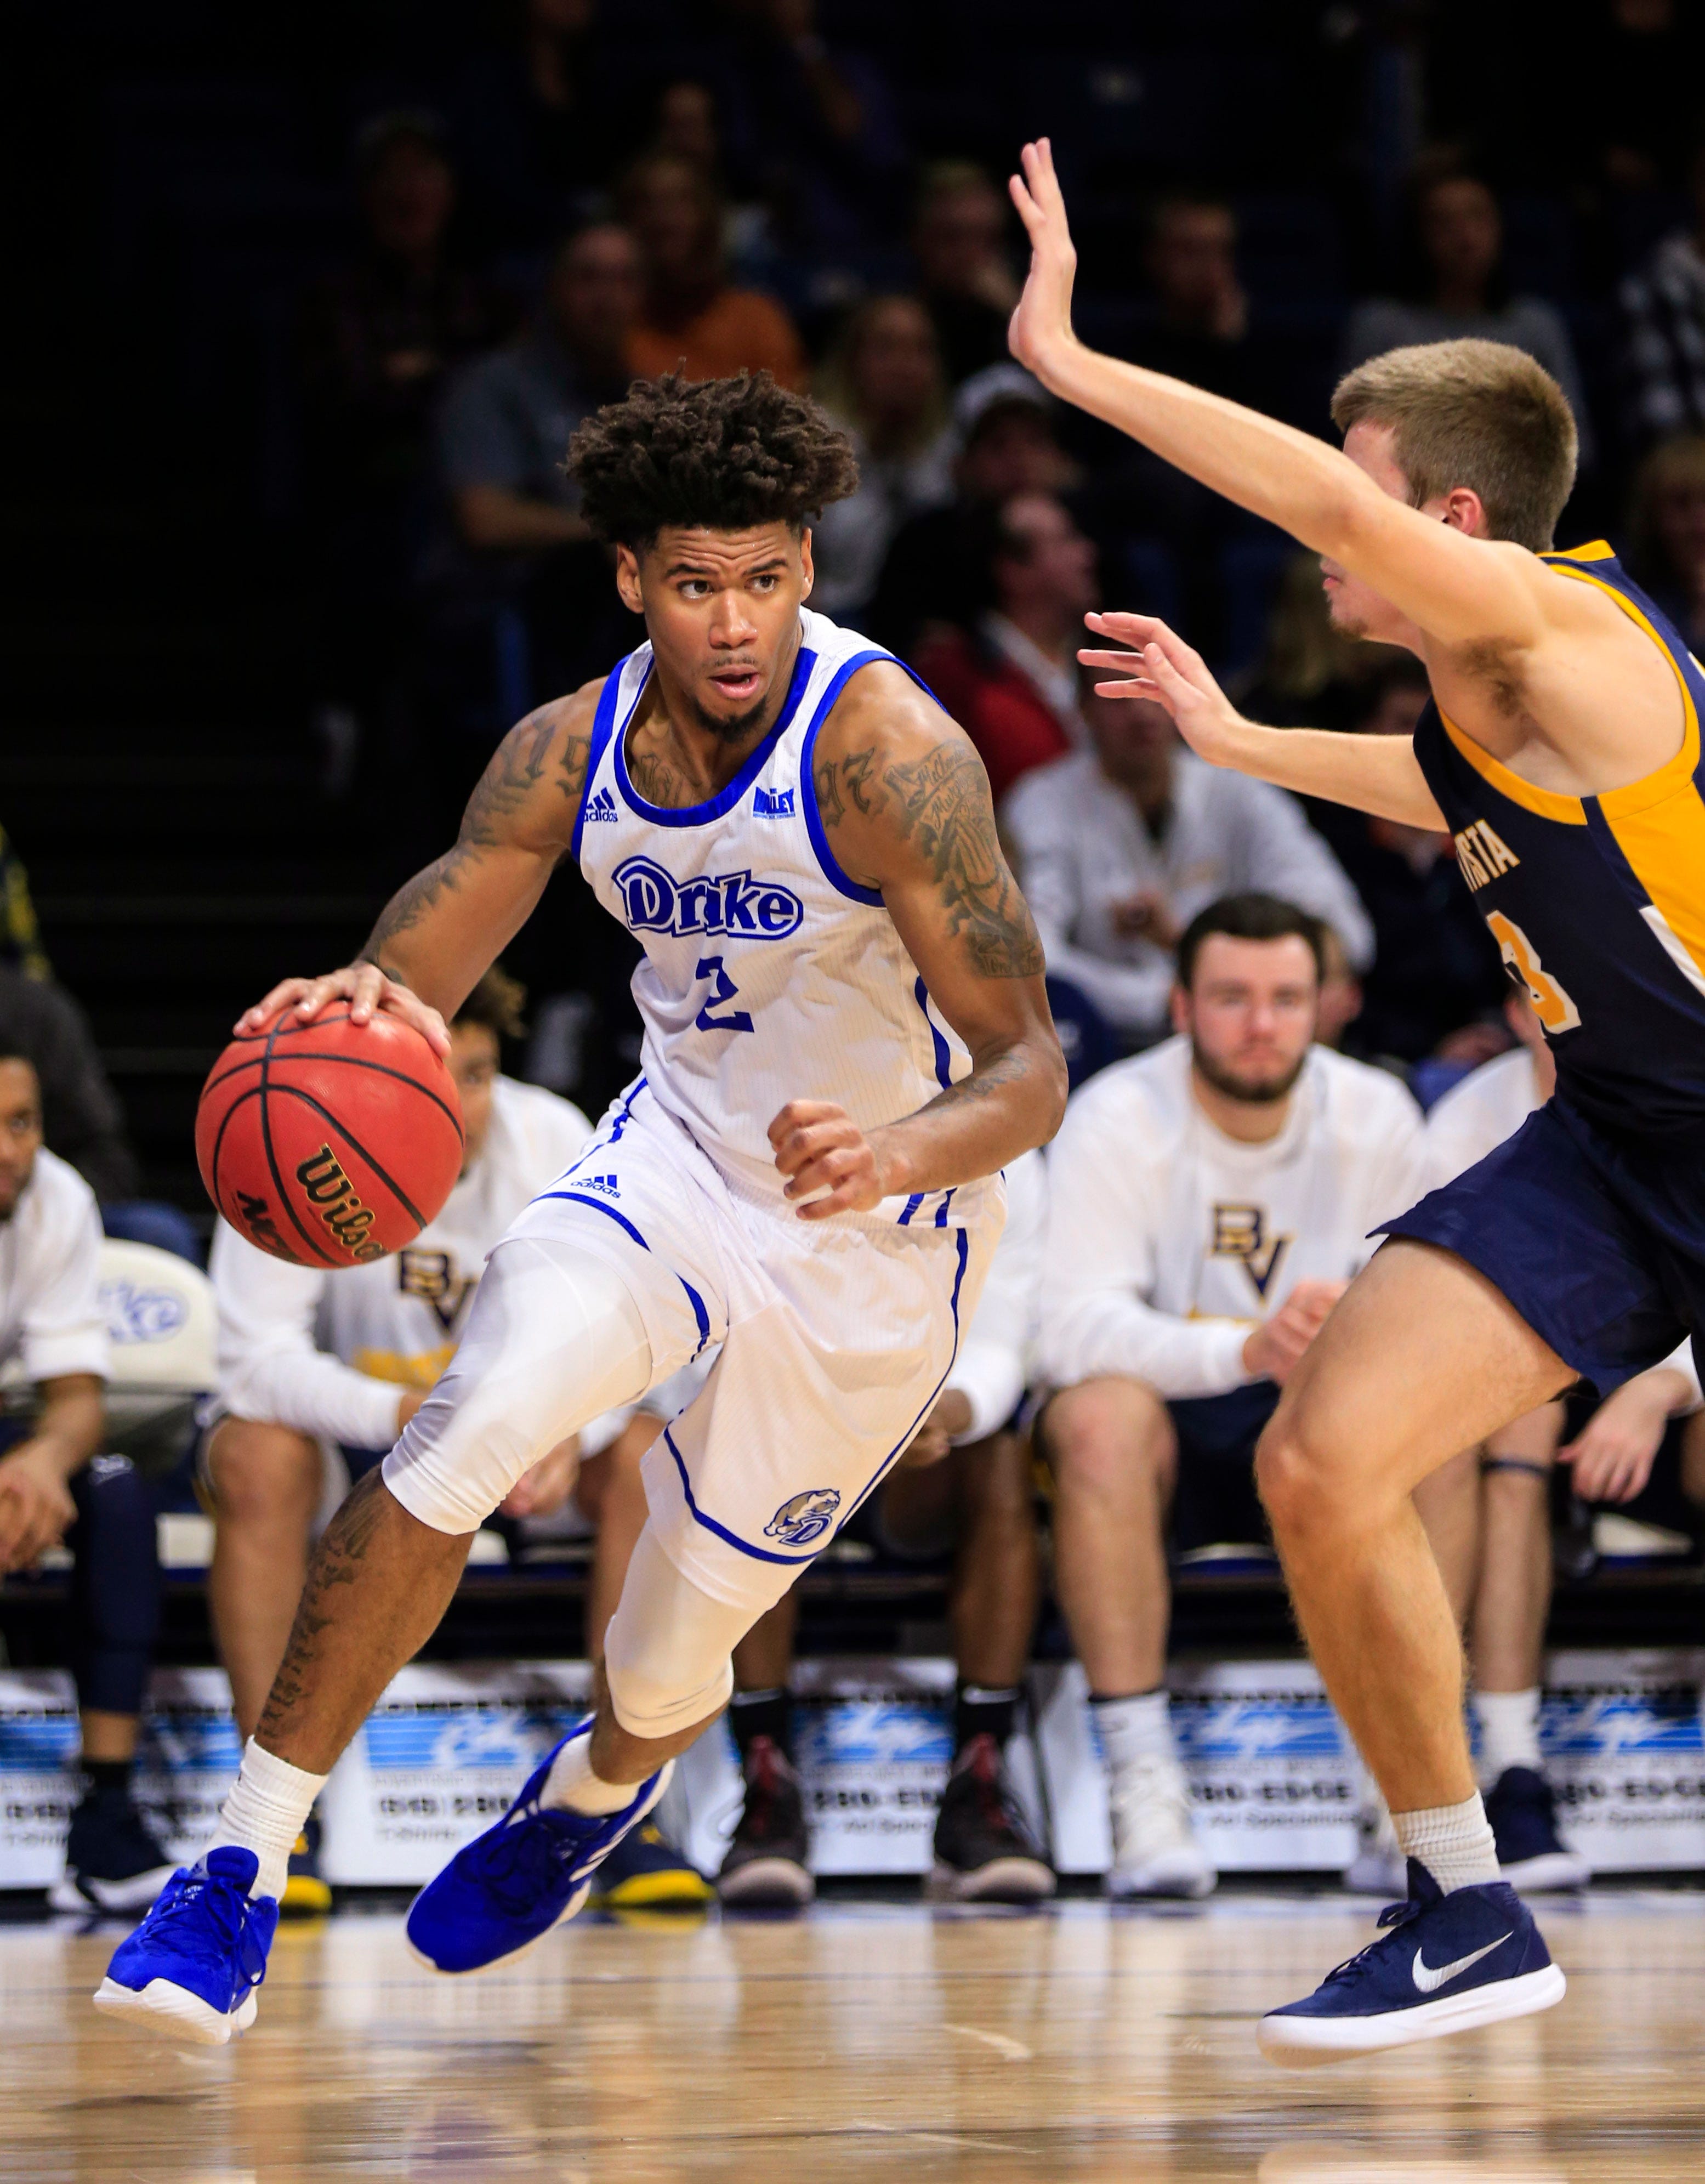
{"left": 399, "top": 1249, "right": 477, "bottom": 1334}
{"left": 1210, "top": 1203, "right": 1292, "bottom": 1302}
{"left": 612, "top": 854, "right": 804, "bottom": 940}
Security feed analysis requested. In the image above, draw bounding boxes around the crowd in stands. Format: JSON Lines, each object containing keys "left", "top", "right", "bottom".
{"left": 8, "top": 0, "right": 1705, "bottom": 1911}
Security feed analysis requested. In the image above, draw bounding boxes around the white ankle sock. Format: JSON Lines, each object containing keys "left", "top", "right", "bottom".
{"left": 1090, "top": 1689, "right": 1174, "bottom": 1770}
{"left": 212, "top": 1739, "right": 328, "bottom": 1901}
{"left": 1393, "top": 1790, "right": 1501, "bottom": 1893}
{"left": 1473, "top": 1688, "right": 1542, "bottom": 1786}
{"left": 542, "top": 1729, "right": 641, "bottom": 1816}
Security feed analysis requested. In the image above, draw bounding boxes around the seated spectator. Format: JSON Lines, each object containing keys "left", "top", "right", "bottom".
{"left": 0, "top": 821, "right": 49, "bottom": 979}
{"left": 717, "top": 1150, "right": 1050, "bottom": 1908}
{"left": 809, "top": 296, "right": 954, "bottom": 620}
{"left": 1232, "top": 550, "right": 1402, "bottom": 735}
{"left": 703, "top": 0, "right": 907, "bottom": 263}
{"left": 1003, "top": 674, "right": 1373, "bottom": 1050}
{"left": 913, "top": 491, "right": 1098, "bottom": 803}
{"left": 448, "top": 0, "right": 632, "bottom": 246}
{"left": 620, "top": 154, "right": 807, "bottom": 390}
{"left": 1625, "top": 432, "right": 1705, "bottom": 650}
{"left": 1303, "top": 659, "right": 1511, "bottom": 1065}
{"left": 911, "top": 162, "right": 1020, "bottom": 386}
{"left": 866, "top": 366, "right": 1078, "bottom": 658}
{"left": 1037, "top": 898, "right": 1426, "bottom": 1898}
{"left": 0, "top": 961, "right": 139, "bottom": 1204}
{"left": 1619, "top": 134, "right": 1705, "bottom": 448}
{"left": 200, "top": 972, "right": 706, "bottom": 1913}
{"left": 1362, "top": 991, "right": 1700, "bottom": 1897}
{"left": 1120, "top": 192, "right": 1259, "bottom": 405}
{"left": 0, "top": 1045, "right": 172, "bottom": 1913}
{"left": 436, "top": 220, "right": 644, "bottom": 695}
{"left": 300, "top": 112, "right": 514, "bottom": 793}
{"left": 1343, "top": 156, "right": 1594, "bottom": 470}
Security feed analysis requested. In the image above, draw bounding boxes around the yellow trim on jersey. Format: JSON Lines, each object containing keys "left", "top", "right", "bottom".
{"left": 1599, "top": 789, "right": 1705, "bottom": 985}
{"left": 1541, "top": 561, "right": 1701, "bottom": 818}
{"left": 1437, "top": 707, "right": 1586, "bottom": 824}
{"left": 1547, "top": 540, "right": 1617, "bottom": 563}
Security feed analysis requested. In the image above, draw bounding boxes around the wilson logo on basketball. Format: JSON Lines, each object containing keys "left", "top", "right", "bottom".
{"left": 295, "top": 1144, "right": 385, "bottom": 1261}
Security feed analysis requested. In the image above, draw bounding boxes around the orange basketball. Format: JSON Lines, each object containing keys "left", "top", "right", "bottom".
{"left": 195, "top": 1001, "right": 464, "bottom": 1267}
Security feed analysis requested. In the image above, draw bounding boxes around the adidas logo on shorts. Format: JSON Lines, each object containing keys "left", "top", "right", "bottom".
{"left": 584, "top": 787, "right": 619, "bottom": 823}
{"left": 577, "top": 1173, "right": 621, "bottom": 1196}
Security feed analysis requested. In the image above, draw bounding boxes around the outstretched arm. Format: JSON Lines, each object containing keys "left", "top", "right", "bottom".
{"left": 1081, "top": 610, "right": 1447, "bottom": 829}
{"left": 235, "top": 686, "right": 603, "bottom": 1049}
{"left": 771, "top": 663, "right": 1068, "bottom": 1219}
{"left": 1007, "top": 140, "right": 1552, "bottom": 654}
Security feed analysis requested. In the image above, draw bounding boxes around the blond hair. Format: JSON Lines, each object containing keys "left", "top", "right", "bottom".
{"left": 1331, "top": 338, "right": 1578, "bottom": 552}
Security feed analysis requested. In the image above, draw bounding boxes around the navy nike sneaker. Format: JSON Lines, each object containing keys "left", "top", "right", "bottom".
{"left": 93, "top": 1846, "right": 279, "bottom": 2046}
{"left": 406, "top": 1723, "right": 669, "bottom": 1975}
{"left": 1486, "top": 1767, "right": 1590, "bottom": 1891}
{"left": 1258, "top": 1859, "right": 1565, "bottom": 2065}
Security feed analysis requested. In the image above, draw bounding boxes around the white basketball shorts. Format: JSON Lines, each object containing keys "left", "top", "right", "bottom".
{"left": 397, "top": 1078, "right": 1002, "bottom": 1618}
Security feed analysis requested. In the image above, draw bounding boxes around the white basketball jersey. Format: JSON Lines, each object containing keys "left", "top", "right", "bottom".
{"left": 574, "top": 609, "right": 989, "bottom": 1230}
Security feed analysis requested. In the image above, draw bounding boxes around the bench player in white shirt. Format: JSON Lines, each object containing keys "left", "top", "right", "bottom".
{"left": 1386, "top": 991, "right": 1704, "bottom": 1896}
{"left": 201, "top": 970, "right": 706, "bottom": 1911}
{"left": 716, "top": 1147, "right": 1051, "bottom": 1908}
{"left": 100, "top": 370, "right": 1065, "bottom": 2043}
{"left": 0, "top": 1044, "right": 178, "bottom": 1911}
{"left": 1038, "top": 895, "right": 1427, "bottom": 1898}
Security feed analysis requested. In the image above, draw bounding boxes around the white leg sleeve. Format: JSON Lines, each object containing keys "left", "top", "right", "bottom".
{"left": 603, "top": 1524, "right": 748, "bottom": 1739}
{"left": 382, "top": 1238, "right": 651, "bottom": 1535}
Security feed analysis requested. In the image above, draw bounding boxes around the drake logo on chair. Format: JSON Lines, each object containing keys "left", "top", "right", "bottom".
{"left": 764, "top": 1488, "right": 842, "bottom": 1547}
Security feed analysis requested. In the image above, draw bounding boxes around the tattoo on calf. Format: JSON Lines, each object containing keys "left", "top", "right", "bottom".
{"left": 255, "top": 1471, "right": 390, "bottom": 1742}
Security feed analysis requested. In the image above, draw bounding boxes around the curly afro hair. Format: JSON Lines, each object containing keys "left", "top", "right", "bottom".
{"left": 567, "top": 371, "right": 860, "bottom": 549}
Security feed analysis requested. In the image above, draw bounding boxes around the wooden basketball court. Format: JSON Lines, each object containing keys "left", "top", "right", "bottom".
{"left": 4, "top": 1890, "right": 1701, "bottom": 2180}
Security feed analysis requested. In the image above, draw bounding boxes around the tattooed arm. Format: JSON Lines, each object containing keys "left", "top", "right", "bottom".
{"left": 771, "top": 662, "right": 1067, "bottom": 1219}
{"left": 236, "top": 682, "right": 605, "bottom": 1049}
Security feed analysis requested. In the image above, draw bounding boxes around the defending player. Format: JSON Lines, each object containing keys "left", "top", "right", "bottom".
{"left": 1006, "top": 139, "right": 1705, "bottom": 2060}
{"left": 98, "top": 371, "right": 1065, "bottom": 2043}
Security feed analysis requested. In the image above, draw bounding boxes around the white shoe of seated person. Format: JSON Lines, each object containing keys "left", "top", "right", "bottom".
{"left": 1106, "top": 1751, "right": 1216, "bottom": 1899}
{"left": 1344, "top": 1792, "right": 1407, "bottom": 1898}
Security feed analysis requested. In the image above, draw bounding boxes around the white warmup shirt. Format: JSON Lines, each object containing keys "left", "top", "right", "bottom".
{"left": 1002, "top": 749, "right": 1374, "bottom": 1040}
{"left": 1040, "top": 1037, "right": 1426, "bottom": 1399}
{"left": 0, "top": 1147, "right": 107, "bottom": 1385}
{"left": 1424, "top": 1048, "right": 1702, "bottom": 1403}
{"left": 212, "top": 1077, "right": 593, "bottom": 1447}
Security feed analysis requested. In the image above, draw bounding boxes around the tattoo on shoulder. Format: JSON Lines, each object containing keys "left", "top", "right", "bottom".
{"left": 885, "top": 740, "right": 1045, "bottom": 978}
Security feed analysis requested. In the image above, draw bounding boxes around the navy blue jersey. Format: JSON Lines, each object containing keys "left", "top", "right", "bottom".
{"left": 1411, "top": 542, "right": 1705, "bottom": 1145}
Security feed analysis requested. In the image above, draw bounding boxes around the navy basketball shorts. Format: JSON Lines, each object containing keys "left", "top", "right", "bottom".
{"left": 1382, "top": 1097, "right": 1705, "bottom": 1397}
{"left": 1167, "top": 1384, "right": 1280, "bottom": 1553}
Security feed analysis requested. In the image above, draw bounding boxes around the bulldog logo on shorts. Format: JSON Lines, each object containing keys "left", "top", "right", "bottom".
{"left": 764, "top": 1488, "right": 842, "bottom": 1547}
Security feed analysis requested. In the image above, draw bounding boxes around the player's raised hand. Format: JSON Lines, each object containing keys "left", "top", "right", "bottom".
{"left": 769, "top": 1099, "right": 889, "bottom": 1220}
{"left": 1007, "top": 138, "right": 1078, "bottom": 379}
{"left": 1079, "top": 610, "right": 1243, "bottom": 767}
{"left": 235, "top": 963, "right": 451, "bottom": 1054}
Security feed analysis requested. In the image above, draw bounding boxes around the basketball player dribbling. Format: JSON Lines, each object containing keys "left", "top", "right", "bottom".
{"left": 96, "top": 371, "right": 1067, "bottom": 2044}
{"left": 1005, "top": 139, "right": 1705, "bottom": 2058}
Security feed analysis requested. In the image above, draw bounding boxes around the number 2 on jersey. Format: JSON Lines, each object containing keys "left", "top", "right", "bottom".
{"left": 1485, "top": 910, "right": 1582, "bottom": 1034}
{"left": 694, "top": 956, "right": 754, "bottom": 1034}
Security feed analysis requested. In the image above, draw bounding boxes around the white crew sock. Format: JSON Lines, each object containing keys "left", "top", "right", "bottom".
{"left": 1473, "top": 1687, "right": 1543, "bottom": 1788}
{"left": 1090, "top": 1689, "right": 1175, "bottom": 1770}
{"left": 211, "top": 1739, "right": 328, "bottom": 1901}
{"left": 1393, "top": 1790, "right": 1501, "bottom": 1894}
{"left": 543, "top": 1728, "right": 643, "bottom": 1816}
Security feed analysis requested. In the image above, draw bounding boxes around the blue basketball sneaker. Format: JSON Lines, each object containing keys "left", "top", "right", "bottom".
{"left": 406, "top": 1724, "right": 670, "bottom": 1975}
{"left": 1258, "top": 1859, "right": 1565, "bottom": 2065}
{"left": 93, "top": 1846, "right": 279, "bottom": 2046}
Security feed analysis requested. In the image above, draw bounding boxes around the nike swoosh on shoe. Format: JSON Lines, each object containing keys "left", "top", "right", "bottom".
{"left": 1412, "top": 1932, "right": 1511, "bottom": 1994}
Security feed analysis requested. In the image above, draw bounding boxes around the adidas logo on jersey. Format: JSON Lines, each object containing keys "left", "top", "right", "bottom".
{"left": 584, "top": 787, "right": 620, "bottom": 823}
{"left": 753, "top": 785, "right": 795, "bottom": 816}
{"left": 612, "top": 854, "right": 804, "bottom": 940}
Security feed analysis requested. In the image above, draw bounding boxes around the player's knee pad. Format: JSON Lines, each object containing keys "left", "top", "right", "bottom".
{"left": 603, "top": 1527, "right": 742, "bottom": 1739}
{"left": 383, "top": 1239, "right": 652, "bottom": 1535}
